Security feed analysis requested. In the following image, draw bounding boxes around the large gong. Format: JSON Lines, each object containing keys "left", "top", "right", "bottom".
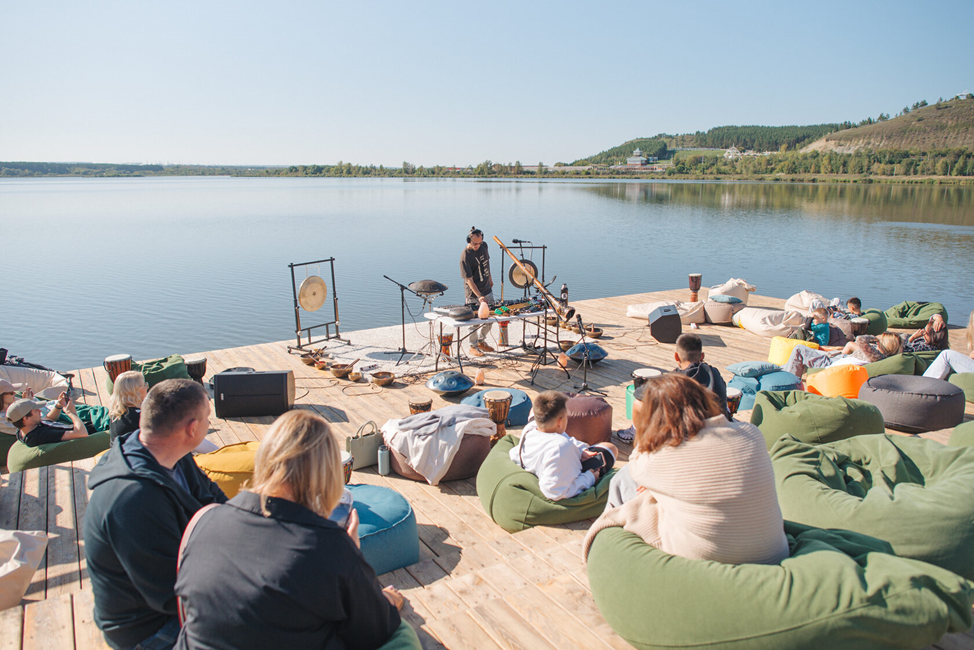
{"left": 508, "top": 259, "right": 539, "bottom": 290}
{"left": 297, "top": 275, "right": 328, "bottom": 312}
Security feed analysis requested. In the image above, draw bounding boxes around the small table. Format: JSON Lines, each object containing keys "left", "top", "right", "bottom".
{"left": 424, "top": 309, "right": 554, "bottom": 374}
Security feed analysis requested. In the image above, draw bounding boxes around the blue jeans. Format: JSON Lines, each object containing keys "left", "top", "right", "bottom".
{"left": 132, "top": 617, "right": 180, "bottom": 650}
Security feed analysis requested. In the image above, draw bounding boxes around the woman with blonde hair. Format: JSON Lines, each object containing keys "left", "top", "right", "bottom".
{"left": 584, "top": 373, "right": 788, "bottom": 565}
{"left": 174, "top": 410, "right": 404, "bottom": 650}
{"left": 107, "top": 371, "right": 148, "bottom": 443}
{"left": 923, "top": 309, "right": 974, "bottom": 379}
{"left": 783, "top": 331, "right": 903, "bottom": 378}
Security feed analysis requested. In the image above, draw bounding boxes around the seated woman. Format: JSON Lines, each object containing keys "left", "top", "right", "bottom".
{"left": 174, "top": 410, "right": 404, "bottom": 650}
{"left": 584, "top": 374, "right": 788, "bottom": 565}
{"left": 924, "top": 310, "right": 974, "bottom": 379}
{"left": 903, "top": 313, "right": 949, "bottom": 353}
{"left": 782, "top": 332, "right": 902, "bottom": 378}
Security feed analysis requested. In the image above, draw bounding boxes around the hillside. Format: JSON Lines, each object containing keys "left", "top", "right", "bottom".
{"left": 803, "top": 98, "right": 974, "bottom": 153}
{"left": 663, "top": 124, "right": 839, "bottom": 152}
{"left": 571, "top": 138, "right": 667, "bottom": 165}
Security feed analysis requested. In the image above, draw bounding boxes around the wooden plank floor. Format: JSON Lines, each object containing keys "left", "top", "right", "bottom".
{"left": 2, "top": 289, "right": 972, "bottom": 650}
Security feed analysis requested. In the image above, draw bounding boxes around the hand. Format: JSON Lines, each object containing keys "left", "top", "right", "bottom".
{"left": 57, "top": 392, "right": 70, "bottom": 409}
{"left": 63, "top": 397, "right": 77, "bottom": 414}
{"left": 590, "top": 468, "right": 600, "bottom": 479}
{"left": 478, "top": 296, "right": 487, "bottom": 303}
{"left": 382, "top": 586, "right": 405, "bottom": 611}
{"left": 930, "top": 316, "right": 945, "bottom": 332}
{"left": 345, "top": 508, "right": 360, "bottom": 549}
{"left": 580, "top": 449, "right": 596, "bottom": 461}
{"left": 24, "top": 387, "right": 34, "bottom": 400}
{"left": 910, "top": 329, "right": 923, "bottom": 341}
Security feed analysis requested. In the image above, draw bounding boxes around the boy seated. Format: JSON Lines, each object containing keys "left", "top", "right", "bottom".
{"left": 788, "top": 307, "right": 830, "bottom": 346}
{"left": 831, "top": 297, "right": 863, "bottom": 320}
{"left": 6, "top": 394, "right": 88, "bottom": 447}
{"left": 671, "top": 333, "right": 731, "bottom": 420}
{"left": 511, "top": 391, "right": 616, "bottom": 501}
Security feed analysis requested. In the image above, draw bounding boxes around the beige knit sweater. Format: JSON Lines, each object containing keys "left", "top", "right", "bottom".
{"left": 583, "top": 416, "right": 789, "bottom": 565}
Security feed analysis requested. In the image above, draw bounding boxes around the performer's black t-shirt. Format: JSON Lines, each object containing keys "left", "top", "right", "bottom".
{"left": 18, "top": 421, "right": 72, "bottom": 447}
{"left": 460, "top": 243, "right": 492, "bottom": 302}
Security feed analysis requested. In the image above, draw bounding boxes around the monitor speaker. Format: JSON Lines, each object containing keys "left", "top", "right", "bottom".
{"left": 647, "top": 305, "right": 682, "bottom": 344}
{"left": 213, "top": 368, "right": 295, "bottom": 418}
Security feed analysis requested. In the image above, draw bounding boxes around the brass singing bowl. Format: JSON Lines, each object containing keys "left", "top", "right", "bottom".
{"left": 371, "top": 371, "right": 395, "bottom": 386}
{"left": 348, "top": 370, "right": 363, "bottom": 382}
{"left": 330, "top": 364, "right": 353, "bottom": 378}
{"left": 585, "top": 326, "right": 604, "bottom": 339}
{"left": 300, "top": 354, "right": 316, "bottom": 366}
{"left": 545, "top": 315, "right": 560, "bottom": 326}
{"left": 314, "top": 359, "right": 329, "bottom": 370}
{"left": 559, "top": 340, "right": 575, "bottom": 352}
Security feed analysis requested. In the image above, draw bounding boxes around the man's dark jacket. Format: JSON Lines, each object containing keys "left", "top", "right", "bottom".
{"left": 84, "top": 431, "right": 226, "bottom": 650}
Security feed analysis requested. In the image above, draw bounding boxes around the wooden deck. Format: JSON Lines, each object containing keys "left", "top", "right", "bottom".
{"left": 2, "top": 289, "right": 973, "bottom": 650}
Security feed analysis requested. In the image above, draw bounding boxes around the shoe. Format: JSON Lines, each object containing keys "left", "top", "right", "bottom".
{"left": 469, "top": 346, "right": 484, "bottom": 358}
{"left": 477, "top": 342, "right": 495, "bottom": 353}
{"left": 615, "top": 425, "right": 635, "bottom": 443}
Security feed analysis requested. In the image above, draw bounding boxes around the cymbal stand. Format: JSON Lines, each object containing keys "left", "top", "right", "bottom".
{"left": 382, "top": 275, "right": 424, "bottom": 366}
{"left": 570, "top": 314, "right": 605, "bottom": 395}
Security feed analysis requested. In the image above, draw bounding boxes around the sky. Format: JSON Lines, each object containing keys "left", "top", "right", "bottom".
{"left": 2, "top": 0, "right": 972, "bottom": 167}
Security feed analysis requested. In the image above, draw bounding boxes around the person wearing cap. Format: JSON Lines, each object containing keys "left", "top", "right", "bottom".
{"left": 2, "top": 380, "right": 74, "bottom": 437}
{"left": 6, "top": 392, "right": 88, "bottom": 447}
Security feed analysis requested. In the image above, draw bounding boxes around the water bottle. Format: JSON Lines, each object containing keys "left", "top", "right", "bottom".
{"left": 378, "top": 445, "right": 391, "bottom": 476}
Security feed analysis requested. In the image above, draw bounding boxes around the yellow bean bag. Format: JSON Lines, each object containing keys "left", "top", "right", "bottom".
{"left": 806, "top": 365, "right": 869, "bottom": 399}
{"left": 195, "top": 442, "right": 260, "bottom": 498}
{"left": 768, "top": 336, "right": 819, "bottom": 366}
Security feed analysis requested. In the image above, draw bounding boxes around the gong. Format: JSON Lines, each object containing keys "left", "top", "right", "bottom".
{"left": 297, "top": 275, "right": 328, "bottom": 312}
{"left": 508, "top": 259, "right": 538, "bottom": 290}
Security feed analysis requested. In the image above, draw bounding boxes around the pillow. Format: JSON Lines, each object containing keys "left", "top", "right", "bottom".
{"left": 727, "top": 361, "right": 780, "bottom": 378}
{"left": 708, "top": 294, "right": 743, "bottom": 304}
{"left": 757, "top": 370, "right": 802, "bottom": 391}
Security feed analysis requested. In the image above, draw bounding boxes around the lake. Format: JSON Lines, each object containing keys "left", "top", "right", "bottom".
{"left": 3, "top": 177, "right": 973, "bottom": 371}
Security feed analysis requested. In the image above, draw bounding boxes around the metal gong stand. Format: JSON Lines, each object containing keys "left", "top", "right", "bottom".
{"left": 287, "top": 257, "right": 350, "bottom": 352}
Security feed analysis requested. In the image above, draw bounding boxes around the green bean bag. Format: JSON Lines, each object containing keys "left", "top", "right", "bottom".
{"left": 105, "top": 354, "right": 191, "bottom": 394}
{"left": 771, "top": 434, "right": 974, "bottom": 580}
{"left": 0, "top": 434, "right": 16, "bottom": 470}
{"left": 6, "top": 432, "right": 111, "bottom": 473}
{"left": 949, "top": 420, "right": 974, "bottom": 448}
{"left": 476, "top": 434, "right": 615, "bottom": 532}
{"left": 750, "top": 391, "right": 884, "bottom": 451}
{"left": 587, "top": 523, "right": 973, "bottom": 650}
{"left": 807, "top": 351, "right": 943, "bottom": 378}
{"left": 883, "top": 301, "right": 948, "bottom": 329}
{"left": 948, "top": 373, "right": 974, "bottom": 402}
{"left": 2, "top": 404, "right": 109, "bottom": 471}
{"left": 379, "top": 619, "right": 422, "bottom": 650}
{"left": 861, "top": 308, "right": 888, "bottom": 335}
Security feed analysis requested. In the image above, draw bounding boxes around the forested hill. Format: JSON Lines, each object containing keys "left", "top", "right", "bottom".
{"left": 802, "top": 97, "right": 974, "bottom": 153}
{"left": 571, "top": 138, "right": 667, "bottom": 165}
{"left": 662, "top": 124, "right": 840, "bottom": 152}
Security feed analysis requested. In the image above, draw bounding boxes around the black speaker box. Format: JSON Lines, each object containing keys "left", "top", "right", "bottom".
{"left": 647, "top": 305, "right": 683, "bottom": 343}
{"left": 213, "top": 368, "right": 295, "bottom": 418}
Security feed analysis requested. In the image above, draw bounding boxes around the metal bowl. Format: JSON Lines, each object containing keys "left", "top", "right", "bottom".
{"left": 300, "top": 354, "right": 316, "bottom": 366}
{"left": 558, "top": 340, "right": 576, "bottom": 352}
{"left": 584, "top": 326, "right": 604, "bottom": 339}
{"left": 371, "top": 371, "right": 395, "bottom": 386}
{"left": 314, "top": 359, "right": 329, "bottom": 370}
{"left": 348, "top": 370, "right": 363, "bottom": 382}
{"left": 330, "top": 363, "right": 353, "bottom": 378}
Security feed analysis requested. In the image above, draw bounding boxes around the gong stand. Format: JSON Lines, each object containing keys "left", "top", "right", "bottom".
{"left": 287, "top": 257, "right": 349, "bottom": 352}
{"left": 500, "top": 242, "right": 546, "bottom": 302}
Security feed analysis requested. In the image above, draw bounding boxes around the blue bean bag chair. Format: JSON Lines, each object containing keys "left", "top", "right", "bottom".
{"left": 461, "top": 388, "right": 532, "bottom": 427}
{"left": 729, "top": 370, "right": 801, "bottom": 411}
{"left": 348, "top": 484, "right": 419, "bottom": 575}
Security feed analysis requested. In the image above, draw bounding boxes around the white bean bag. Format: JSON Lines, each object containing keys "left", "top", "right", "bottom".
{"left": 626, "top": 300, "right": 705, "bottom": 325}
{"left": 784, "top": 291, "right": 829, "bottom": 316}
{"left": 733, "top": 307, "right": 806, "bottom": 338}
{"left": 0, "top": 366, "right": 69, "bottom": 393}
{"left": 0, "top": 530, "right": 48, "bottom": 610}
{"left": 709, "top": 278, "right": 755, "bottom": 305}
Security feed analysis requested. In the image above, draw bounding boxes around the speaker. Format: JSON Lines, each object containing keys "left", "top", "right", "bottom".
{"left": 647, "top": 305, "right": 682, "bottom": 343}
{"left": 213, "top": 368, "right": 295, "bottom": 418}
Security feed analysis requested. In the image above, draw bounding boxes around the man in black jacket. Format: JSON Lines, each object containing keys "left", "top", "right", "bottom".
{"left": 85, "top": 379, "right": 226, "bottom": 650}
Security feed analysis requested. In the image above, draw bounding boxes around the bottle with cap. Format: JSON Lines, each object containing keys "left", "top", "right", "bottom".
{"left": 378, "top": 445, "right": 391, "bottom": 476}
{"left": 560, "top": 283, "right": 569, "bottom": 306}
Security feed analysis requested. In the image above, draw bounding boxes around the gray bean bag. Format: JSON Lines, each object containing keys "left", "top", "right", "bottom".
{"left": 857, "top": 375, "right": 966, "bottom": 433}
{"left": 750, "top": 391, "right": 885, "bottom": 451}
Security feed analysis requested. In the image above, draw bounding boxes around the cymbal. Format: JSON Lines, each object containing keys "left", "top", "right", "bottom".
{"left": 408, "top": 279, "right": 448, "bottom": 295}
{"left": 298, "top": 275, "right": 328, "bottom": 312}
{"left": 508, "top": 259, "right": 538, "bottom": 290}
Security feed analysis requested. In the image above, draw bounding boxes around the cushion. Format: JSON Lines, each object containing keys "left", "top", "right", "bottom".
{"left": 379, "top": 621, "right": 422, "bottom": 650}
{"left": 805, "top": 365, "right": 869, "bottom": 399}
{"left": 862, "top": 353, "right": 916, "bottom": 377}
{"left": 756, "top": 370, "right": 801, "bottom": 391}
{"left": 883, "top": 301, "right": 948, "bottom": 329}
{"left": 195, "top": 442, "right": 260, "bottom": 498}
{"left": 861, "top": 309, "right": 888, "bottom": 335}
{"left": 565, "top": 394, "right": 612, "bottom": 445}
{"left": 858, "top": 375, "right": 966, "bottom": 433}
{"left": 708, "top": 278, "right": 754, "bottom": 304}
{"left": 461, "top": 388, "right": 532, "bottom": 427}
{"left": 771, "top": 434, "right": 974, "bottom": 580}
{"left": 106, "top": 354, "right": 192, "bottom": 394}
{"left": 0, "top": 435, "right": 15, "bottom": 471}
{"left": 784, "top": 290, "right": 828, "bottom": 315}
{"left": 767, "top": 336, "right": 819, "bottom": 366}
{"left": 476, "top": 435, "right": 615, "bottom": 532}
{"left": 390, "top": 434, "right": 491, "bottom": 483}
{"left": 750, "top": 390, "right": 885, "bottom": 451}
{"left": 732, "top": 307, "right": 806, "bottom": 338}
{"left": 587, "top": 523, "right": 974, "bottom": 650}
{"left": 708, "top": 294, "right": 742, "bottom": 304}
{"left": 0, "top": 530, "right": 48, "bottom": 610}
{"left": 348, "top": 484, "right": 420, "bottom": 575}
{"left": 726, "top": 361, "right": 779, "bottom": 378}
{"left": 703, "top": 300, "right": 745, "bottom": 324}
{"left": 948, "top": 373, "right": 974, "bottom": 402}
{"left": 950, "top": 420, "right": 974, "bottom": 448}
{"left": 6, "top": 432, "right": 111, "bottom": 473}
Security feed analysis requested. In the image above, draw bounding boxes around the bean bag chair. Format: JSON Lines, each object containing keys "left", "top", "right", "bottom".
{"left": 0, "top": 366, "right": 69, "bottom": 394}
{"left": 783, "top": 290, "right": 828, "bottom": 316}
{"left": 768, "top": 336, "right": 818, "bottom": 365}
{"left": 7, "top": 432, "right": 111, "bottom": 473}
{"left": 565, "top": 393, "right": 612, "bottom": 445}
{"left": 750, "top": 391, "right": 884, "bottom": 451}
{"left": 703, "top": 298, "right": 746, "bottom": 324}
{"left": 860, "top": 309, "right": 888, "bottom": 335}
{"left": 348, "top": 484, "right": 420, "bottom": 575}
{"left": 883, "top": 301, "right": 948, "bottom": 329}
{"left": 858, "top": 375, "right": 966, "bottom": 433}
{"left": 949, "top": 421, "right": 974, "bottom": 448}
{"left": 587, "top": 522, "right": 974, "bottom": 650}
{"left": 476, "top": 435, "right": 615, "bottom": 532}
{"left": 846, "top": 351, "right": 940, "bottom": 378}
{"left": 732, "top": 307, "right": 805, "bottom": 338}
{"left": 826, "top": 319, "right": 854, "bottom": 346}
{"left": 948, "top": 373, "right": 974, "bottom": 403}
{"left": 105, "top": 354, "right": 192, "bottom": 394}
{"left": 0, "top": 434, "right": 15, "bottom": 471}
{"left": 194, "top": 442, "right": 259, "bottom": 498}
{"left": 771, "top": 434, "right": 974, "bottom": 580}
{"left": 462, "top": 388, "right": 532, "bottom": 427}
{"left": 0, "top": 530, "right": 48, "bottom": 610}
{"left": 390, "top": 434, "right": 491, "bottom": 483}
{"left": 728, "top": 370, "right": 801, "bottom": 411}
{"left": 805, "top": 365, "right": 869, "bottom": 399}
{"left": 708, "top": 278, "right": 755, "bottom": 305}
{"left": 379, "top": 621, "right": 422, "bottom": 650}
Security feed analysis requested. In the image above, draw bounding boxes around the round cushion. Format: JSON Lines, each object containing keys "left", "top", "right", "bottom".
{"left": 750, "top": 390, "right": 885, "bottom": 451}
{"left": 390, "top": 434, "right": 491, "bottom": 483}
{"left": 7, "top": 432, "right": 111, "bottom": 473}
{"left": 347, "top": 484, "right": 419, "bottom": 575}
{"left": 565, "top": 394, "right": 612, "bottom": 445}
{"left": 948, "top": 372, "right": 974, "bottom": 403}
{"left": 768, "top": 336, "right": 819, "bottom": 366}
{"left": 949, "top": 420, "right": 974, "bottom": 448}
{"left": 858, "top": 375, "right": 965, "bottom": 433}
{"left": 587, "top": 523, "right": 974, "bottom": 650}
{"left": 805, "top": 364, "right": 869, "bottom": 399}
{"left": 883, "top": 301, "right": 948, "bottom": 329}
{"left": 195, "top": 442, "right": 260, "bottom": 498}
{"left": 461, "top": 388, "right": 532, "bottom": 427}
{"left": 475, "top": 435, "right": 615, "bottom": 532}
{"left": 703, "top": 300, "right": 745, "bottom": 324}
{"left": 771, "top": 434, "right": 974, "bottom": 580}
{"left": 861, "top": 309, "right": 888, "bottom": 335}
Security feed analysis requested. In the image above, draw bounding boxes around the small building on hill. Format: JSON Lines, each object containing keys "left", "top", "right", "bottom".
{"left": 612, "top": 148, "right": 660, "bottom": 171}
{"left": 724, "top": 147, "right": 741, "bottom": 159}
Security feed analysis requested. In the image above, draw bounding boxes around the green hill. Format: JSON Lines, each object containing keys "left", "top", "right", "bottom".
{"left": 663, "top": 124, "right": 840, "bottom": 152}
{"left": 572, "top": 138, "right": 667, "bottom": 165}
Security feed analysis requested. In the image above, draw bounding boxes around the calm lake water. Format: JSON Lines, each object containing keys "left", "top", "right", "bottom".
{"left": 3, "top": 177, "right": 973, "bottom": 371}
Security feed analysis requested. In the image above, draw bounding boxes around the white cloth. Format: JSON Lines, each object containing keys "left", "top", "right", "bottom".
{"left": 626, "top": 300, "right": 705, "bottom": 325}
{"left": 509, "top": 421, "right": 597, "bottom": 500}
{"left": 733, "top": 307, "right": 806, "bottom": 338}
{"left": 784, "top": 291, "right": 828, "bottom": 316}
{"left": 0, "top": 366, "right": 68, "bottom": 393}
{"left": 708, "top": 278, "right": 755, "bottom": 305}
{"left": 0, "top": 530, "right": 48, "bottom": 610}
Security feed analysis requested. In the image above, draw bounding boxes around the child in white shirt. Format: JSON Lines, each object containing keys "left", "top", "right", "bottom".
{"left": 510, "top": 391, "right": 617, "bottom": 501}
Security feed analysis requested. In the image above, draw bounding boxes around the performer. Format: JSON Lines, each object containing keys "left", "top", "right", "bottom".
{"left": 460, "top": 226, "right": 494, "bottom": 357}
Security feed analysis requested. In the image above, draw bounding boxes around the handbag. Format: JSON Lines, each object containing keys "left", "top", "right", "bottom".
{"left": 346, "top": 421, "right": 382, "bottom": 470}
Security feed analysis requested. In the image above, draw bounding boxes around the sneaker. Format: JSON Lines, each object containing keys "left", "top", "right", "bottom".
{"left": 477, "top": 342, "right": 495, "bottom": 353}
{"left": 469, "top": 346, "right": 484, "bottom": 358}
{"left": 615, "top": 425, "right": 635, "bottom": 443}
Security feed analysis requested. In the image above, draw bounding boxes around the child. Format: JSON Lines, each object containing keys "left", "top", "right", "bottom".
{"left": 511, "top": 391, "right": 617, "bottom": 501}
{"left": 788, "top": 307, "right": 830, "bottom": 347}
{"left": 671, "top": 333, "right": 731, "bottom": 420}
{"left": 846, "top": 297, "right": 863, "bottom": 317}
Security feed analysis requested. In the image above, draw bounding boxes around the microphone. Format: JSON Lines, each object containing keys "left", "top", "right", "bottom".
{"left": 511, "top": 238, "right": 531, "bottom": 244}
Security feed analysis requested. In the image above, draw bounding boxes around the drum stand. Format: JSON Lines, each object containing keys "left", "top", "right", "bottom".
{"left": 569, "top": 315, "right": 605, "bottom": 396}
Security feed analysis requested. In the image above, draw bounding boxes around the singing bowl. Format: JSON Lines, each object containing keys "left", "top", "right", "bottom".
{"left": 371, "top": 371, "right": 395, "bottom": 386}
{"left": 314, "top": 359, "right": 329, "bottom": 370}
{"left": 559, "top": 340, "right": 576, "bottom": 352}
{"left": 330, "top": 364, "right": 353, "bottom": 378}
{"left": 584, "top": 326, "right": 604, "bottom": 339}
{"left": 300, "top": 354, "right": 316, "bottom": 366}
{"left": 348, "top": 370, "right": 363, "bottom": 382}
{"left": 545, "top": 315, "right": 560, "bottom": 326}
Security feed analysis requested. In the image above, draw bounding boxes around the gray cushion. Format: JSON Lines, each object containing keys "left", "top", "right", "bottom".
{"left": 858, "top": 375, "right": 966, "bottom": 433}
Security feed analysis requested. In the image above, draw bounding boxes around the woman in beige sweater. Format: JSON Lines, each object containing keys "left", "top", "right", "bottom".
{"left": 583, "top": 374, "right": 788, "bottom": 565}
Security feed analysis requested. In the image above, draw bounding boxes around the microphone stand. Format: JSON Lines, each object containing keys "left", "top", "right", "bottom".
{"left": 382, "top": 275, "right": 423, "bottom": 365}
{"left": 571, "top": 314, "right": 605, "bottom": 395}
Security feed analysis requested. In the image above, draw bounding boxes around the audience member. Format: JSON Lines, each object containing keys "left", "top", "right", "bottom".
{"left": 787, "top": 307, "right": 831, "bottom": 346}
{"left": 782, "top": 332, "right": 902, "bottom": 378}
{"left": 107, "top": 371, "right": 148, "bottom": 444}
{"left": 6, "top": 392, "right": 86, "bottom": 447}
{"left": 902, "top": 313, "right": 949, "bottom": 353}
{"left": 923, "top": 309, "right": 974, "bottom": 378}
{"left": 670, "top": 333, "right": 730, "bottom": 419}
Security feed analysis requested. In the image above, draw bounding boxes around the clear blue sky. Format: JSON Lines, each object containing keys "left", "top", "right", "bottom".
{"left": 2, "top": 0, "right": 971, "bottom": 167}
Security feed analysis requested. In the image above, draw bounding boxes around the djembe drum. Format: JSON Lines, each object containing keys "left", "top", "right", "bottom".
{"left": 340, "top": 450, "right": 354, "bottom": 484}
{"left": 104, "top": 354, "right": 132, "bottom": 383}
{"left": 631, "top": 368, "right": 662, "bottom": 392}
{"left": 408, "top": 398, "right": 433, "bottom": 415}
{"left": 483, "top": 390, "right": 513, "bottom": 445}
{"left": 851, "top": 317, "right": 869, "bottom": 337}
{"left": 498, "top": 321, "right": 510, "bottom": 347}
{"left": 184, "top": 356, "right": 207, "bottom": 384}
{"left": 439, "top": 333, "right": 454, "bottom": 357}
{"left": 689, "top": 273, "right": 703, "bottom": 302}
{"left": 726, "top": 387, "right": 743, "bottom": 416}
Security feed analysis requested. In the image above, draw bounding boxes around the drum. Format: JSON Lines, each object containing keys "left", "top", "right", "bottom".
{"left": 408, "top": 398, "right": 433, "bottom": 415}
{"left": 483, "top": 390, "right": 513, "bottom": 444}
{"left": 631, "top": 368, "right": 662, "bottom": 391}
{"left": 439, "top": 333, "right": 454, "bottom": 357}
{"left": 104, "top": 354, "right": 132, "bottom": 383}
{"left": 340, "top": 450, "right": 354, "bottom": 484}
{"left": 498, "top": 321, "right": 510, "bottom": 347}
{"left": 851, "top": 317, "right": 869, "bottom": 337}
{"left": 726, "top": 387, "right": 743, "bottom": 416}
{"left": 689, "top": 273, "right": 703, "bottom": 302}
{"left": 184, "top": 356, "right": 207, "bottom": 384}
